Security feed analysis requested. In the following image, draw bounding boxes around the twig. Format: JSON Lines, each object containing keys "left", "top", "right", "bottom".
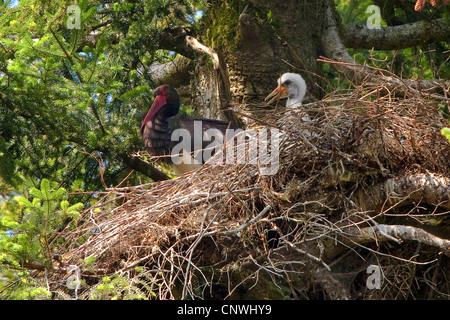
{"left": 221, "top": 205, "right": 271, "bottom": 236}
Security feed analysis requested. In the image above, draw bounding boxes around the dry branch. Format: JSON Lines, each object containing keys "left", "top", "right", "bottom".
{"left": 352, "top": 173, "right": 450, "bottom": 212}
{"left": 351, "top": 224, "right": 450, "bottom": 257}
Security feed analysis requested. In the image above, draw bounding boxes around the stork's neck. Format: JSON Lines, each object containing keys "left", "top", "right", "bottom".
{"left": 286, "top": 96, "right": 303, "bottom": 109}
{"left": 286, "top": 85, "right": 305, "bottom": 108}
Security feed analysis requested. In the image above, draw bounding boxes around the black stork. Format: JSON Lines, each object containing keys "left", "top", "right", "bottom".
{"left": 140, "top": 85, "right": 240, "bottom": 175}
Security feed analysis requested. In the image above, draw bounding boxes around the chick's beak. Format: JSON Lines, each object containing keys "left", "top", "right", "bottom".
{"left": 265, "top": 86, "right": 288, "bottom": 105}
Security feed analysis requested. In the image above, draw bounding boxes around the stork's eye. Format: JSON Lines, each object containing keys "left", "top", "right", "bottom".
{"left": 283, "top": 80, "right": 292, "bottom": 86}
{"left": 153, "top": 85, "right": 169, "bottom": 97}
{"left": 153, "top": 88, "right": 162, "bottom": 97}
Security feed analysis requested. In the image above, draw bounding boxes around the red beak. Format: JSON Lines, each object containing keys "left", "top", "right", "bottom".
{"left": 142, "top": 94, "right": 167, "bottom": 126}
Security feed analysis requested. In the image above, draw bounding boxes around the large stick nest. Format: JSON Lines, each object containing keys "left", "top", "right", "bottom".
{"left": 57, "top": 81, "right": 450, "bottom": 300}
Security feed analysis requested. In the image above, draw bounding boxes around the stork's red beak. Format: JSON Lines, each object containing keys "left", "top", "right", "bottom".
{"left": 142, "top": 94, "right": 167, "bottom": 125}
{"left": 265, "top": 85, "right": 288, "bottom": 105}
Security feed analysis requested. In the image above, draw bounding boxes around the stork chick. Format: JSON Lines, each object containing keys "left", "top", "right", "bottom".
{"left": 265, "top": 73, "right": 307, "bottom": 108}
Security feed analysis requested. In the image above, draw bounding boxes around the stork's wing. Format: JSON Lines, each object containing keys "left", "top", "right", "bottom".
{"left": 142, "top": 113, "right": 241, "bottom": 165}
{"left": 175, "top": 117, "right": 242, "bottom": 164}
{"left": 141, "top": 113, "right": 173, "bottom": 160}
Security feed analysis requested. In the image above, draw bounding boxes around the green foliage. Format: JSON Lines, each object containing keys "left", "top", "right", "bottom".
{"left": 0, "top": 0, "right": 202, "bottom": 299}
{"left": 0, "top": 178, "right": 83, "bottom": 299}
{"left": 88, "top": 274, "right": 148, "bottom": 300}
{"left": 442, "top": 128, "right": 450, "bottom": 144}
{"left": 1, "top": 178, "right": 83, "bottom": 259}
{"left": 0, "top": 0, "right": 199, "bottom": 194}
{"left": 0, "top": 275, "right": 52, "bottom": 300}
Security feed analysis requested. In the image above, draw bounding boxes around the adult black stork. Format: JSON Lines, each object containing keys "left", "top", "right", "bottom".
{"left": 265, "top": 73, "right": 307, "bottom": 108}
{"left": 140, "top": 85, "right": 240, "bottom": 175}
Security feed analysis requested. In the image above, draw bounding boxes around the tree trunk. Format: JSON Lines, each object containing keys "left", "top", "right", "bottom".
{"left": 191, "top": 0, "right": 328, "bottom": 119}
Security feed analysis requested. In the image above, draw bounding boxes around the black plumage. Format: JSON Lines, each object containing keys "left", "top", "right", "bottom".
{"left": 141, "top": 85, "right": 240, "bottom": 174}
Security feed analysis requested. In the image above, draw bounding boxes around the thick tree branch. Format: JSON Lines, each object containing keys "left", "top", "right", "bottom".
{"left": 181, "top": 34, "right": 243, "bottom": 127}
{"left": 325, "top": 223, "right": 450, "bottom": 259}
{"left": 341, "top": 18, "right": 450, "bottom": 50}
{"left": 157, "top": 26, "right": 197, "bottom": 60}
{"left": 320, "top": 5, "right": 450, "bottom": 95}
{"left": 353, "top": 224, "right": 450, "bottom": 256}
{"left": 352, "top": 173, "right": 450, "bottom": 212}
{"left": 321, "top": 5, "right": 372, "bottom": 81}
{"left": 140, "top": 56, "right": 193, "bottom": 89}
{"left": 301, "top": 173, "right": 450, "bottom": 216}
{"left": 119, "top": 153, "right": 170, "bottom": 182}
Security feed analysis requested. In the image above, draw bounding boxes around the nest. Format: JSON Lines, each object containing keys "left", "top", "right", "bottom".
{"left": 56, "top": 82, "right": 450, "bottom": 300}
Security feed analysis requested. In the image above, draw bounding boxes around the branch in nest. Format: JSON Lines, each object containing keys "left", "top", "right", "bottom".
{"left": 352, "top": 224, "right": 450, "bottom": 257}
{"left": 324, "top": 223, "right": 450, "bottom": 260}
{"left": 352, "top": 173, "right": 450, "bottom": 212}
{"left": 16, "top": 260, "right": 107, "bottom": 277}
{"left": 184, "top": 205, "right": 271, "bottom": 240}
{"left": 120, "top": 153, "right": 170, "bottom": 182}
